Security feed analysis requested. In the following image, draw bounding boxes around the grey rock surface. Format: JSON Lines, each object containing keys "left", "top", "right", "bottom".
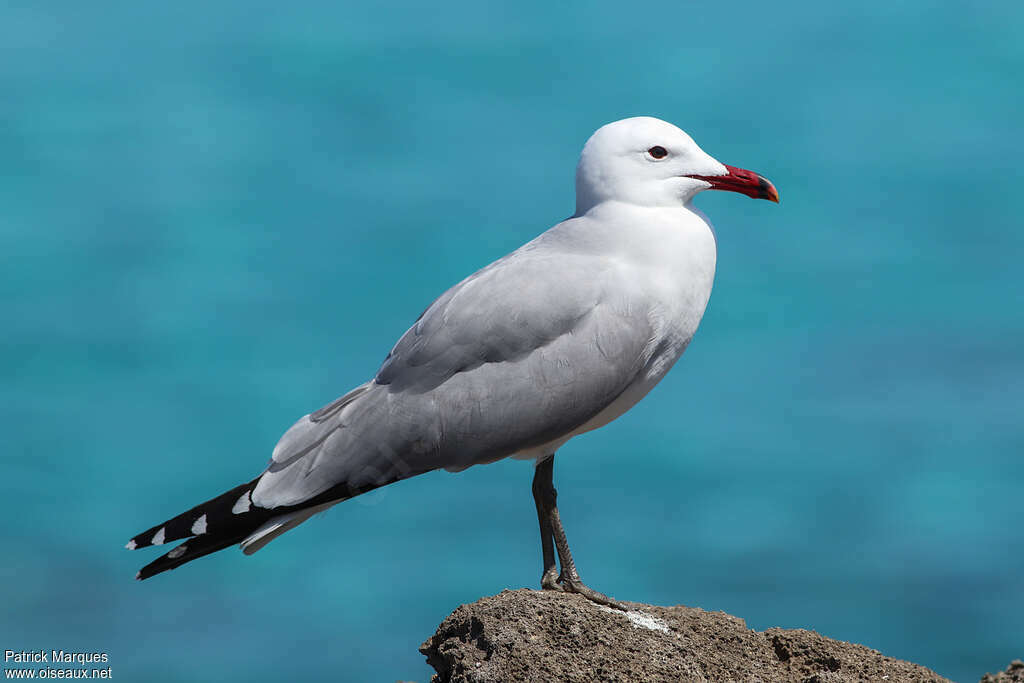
{"left": 980, "top": 660, "right": 1024, "bottom": 682}
{"left": 420, "top": 589, "right": 954, "bottom": 682}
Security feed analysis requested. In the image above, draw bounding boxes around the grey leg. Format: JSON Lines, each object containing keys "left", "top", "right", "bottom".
{"left": 532, "top": 457, "right": 560, "bottom": 590}
{"left": 532, "top": 454, "right": 625, "bottom": 610}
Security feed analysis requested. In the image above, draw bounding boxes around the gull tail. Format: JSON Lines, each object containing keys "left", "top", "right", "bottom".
{"left": 238, "top": 502, "right": 337, "bottom": 555}
{"left": 126, "top": 477, "right": 277, "bottom": 580}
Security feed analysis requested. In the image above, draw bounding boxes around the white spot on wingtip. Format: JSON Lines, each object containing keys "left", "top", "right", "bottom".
{"left": 191, "top": 514, "right": 207, "bottom": 535}
{"left": 232, "top": 491, "right": 252, "bottom": 514}
{"left": 151, "top": 527, "right": 166, "bottom": 546}
{"left": 168, "top": 545, "right": 187, "bottom": 559}
{"left": 135, "top": 571, "right": 141, "bottom": 580}
{"left": 125, "top": 540, "right": 137, "bottom": 550}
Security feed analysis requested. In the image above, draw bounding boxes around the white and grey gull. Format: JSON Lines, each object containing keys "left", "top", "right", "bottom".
{"left": 126, "top": 116, "right": 779, "bottom": 607}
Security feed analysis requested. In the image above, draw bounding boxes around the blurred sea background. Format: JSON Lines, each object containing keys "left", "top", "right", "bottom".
{"left": 2, "top": 1, "right": 1021, "bottom": 681}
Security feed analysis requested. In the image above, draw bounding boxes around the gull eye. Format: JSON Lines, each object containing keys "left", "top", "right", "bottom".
{"left": 647, "top": 145, "right": 668, "bottom": 160}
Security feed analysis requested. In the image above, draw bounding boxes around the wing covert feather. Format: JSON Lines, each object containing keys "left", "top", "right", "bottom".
{"left": 376, "top": 247, "right": 609, "bottom": 393}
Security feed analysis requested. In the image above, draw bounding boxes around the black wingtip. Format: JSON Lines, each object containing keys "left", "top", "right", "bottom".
{"left": 135, "top": 531, "right": 251, "bottom": 581}
{"left": 127, "top": 478, "right": 261, "bottom": 551}
{"left": 129, "top": 472, "right": 402, "bottom": 581}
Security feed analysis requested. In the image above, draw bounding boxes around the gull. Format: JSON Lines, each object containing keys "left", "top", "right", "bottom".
{"left": 126, "top": 116, "right": 779, "bottom": 607}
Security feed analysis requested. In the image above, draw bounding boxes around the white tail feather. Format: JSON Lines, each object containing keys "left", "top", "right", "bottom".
{"left": 239, "top": 502, "right": 337, "bottom": 555}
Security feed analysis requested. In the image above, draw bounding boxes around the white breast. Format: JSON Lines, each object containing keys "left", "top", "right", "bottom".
{"left": 516, "top": 202, "right": 718, "bottom": 459}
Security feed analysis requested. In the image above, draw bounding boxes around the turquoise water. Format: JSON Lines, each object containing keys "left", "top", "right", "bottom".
{"left": 2, "top": 1, "right": 1021, "bottom": 680}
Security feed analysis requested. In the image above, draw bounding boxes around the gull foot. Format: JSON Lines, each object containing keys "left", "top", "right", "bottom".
{"left": 540, "top": 568, "right": 562, "bottom": 591}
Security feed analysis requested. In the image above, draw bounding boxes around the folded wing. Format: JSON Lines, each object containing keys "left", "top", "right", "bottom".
{"left": 252, "top": 232, "right": 660, "bottom": 509}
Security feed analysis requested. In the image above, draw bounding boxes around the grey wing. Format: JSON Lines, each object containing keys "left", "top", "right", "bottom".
{"left": 252, "top": 242, "right": 659, "bottom": 508}
{"left": 378, "top": 244, "right": 607, "bottom": 393}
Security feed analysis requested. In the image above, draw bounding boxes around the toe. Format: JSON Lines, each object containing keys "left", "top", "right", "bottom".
{"left": 561, "top": 579, "right": 626, "bottom": 611}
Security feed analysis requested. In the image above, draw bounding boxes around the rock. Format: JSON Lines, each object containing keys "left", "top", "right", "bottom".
{"left": 981, "top": 660, "right": 1024, "bottom": 682}
{"left": 420, "top": 589, "right": 952, "bottom": 682}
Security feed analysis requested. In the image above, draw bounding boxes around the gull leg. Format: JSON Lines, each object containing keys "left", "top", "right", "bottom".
{"left": 533, "top": 454, "right": 625, "bottom": 610}
{"left": 532, "top": 456, "right": 560, "bottom": 590}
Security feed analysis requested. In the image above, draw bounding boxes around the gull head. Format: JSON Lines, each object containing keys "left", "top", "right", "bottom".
{"left": 574, "top": 116, "right": 779, "bottom": 214}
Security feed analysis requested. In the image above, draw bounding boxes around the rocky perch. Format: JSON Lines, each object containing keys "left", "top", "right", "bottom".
{"left": 420, "top": 589, "right": 1021, "bottom": 683}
